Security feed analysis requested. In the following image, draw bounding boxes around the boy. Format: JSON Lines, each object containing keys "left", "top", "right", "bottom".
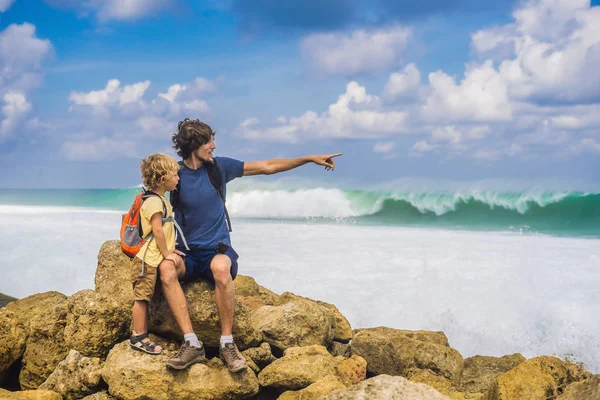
{"left": 129, "top": 153, "right": 187, "bottom": 354}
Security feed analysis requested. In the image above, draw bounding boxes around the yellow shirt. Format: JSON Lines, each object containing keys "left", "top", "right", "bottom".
{"left": 135, "top": 194, "right": 175, "bottom": 267}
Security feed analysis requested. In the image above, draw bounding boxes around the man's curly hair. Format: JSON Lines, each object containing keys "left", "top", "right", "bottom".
{"left": 140, "top": 153, "right": 179, "bottom": 190}
{"left": 172, "top": 118, "right": 215, "bottom": 160}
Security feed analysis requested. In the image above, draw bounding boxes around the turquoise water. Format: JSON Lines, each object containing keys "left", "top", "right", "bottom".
{"left": 0, "top": 188, "right": 598, "bottom": 237}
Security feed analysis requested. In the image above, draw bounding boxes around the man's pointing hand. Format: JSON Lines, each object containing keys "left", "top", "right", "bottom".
{"left": 312, "top": 153, "right": 342, "bottom": 171}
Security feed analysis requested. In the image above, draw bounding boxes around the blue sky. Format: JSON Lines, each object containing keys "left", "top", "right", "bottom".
{"left": 0, "top": 0, "right": 599, "bottom": 188}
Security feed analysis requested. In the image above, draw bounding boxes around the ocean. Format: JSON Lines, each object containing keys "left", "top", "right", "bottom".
{"left": 1, "top": 183, "right": 599, "bottom": 372}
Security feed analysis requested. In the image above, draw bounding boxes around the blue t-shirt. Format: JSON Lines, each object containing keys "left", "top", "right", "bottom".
{"left": 175, "top": 156, "right": 244, "bottom": 249}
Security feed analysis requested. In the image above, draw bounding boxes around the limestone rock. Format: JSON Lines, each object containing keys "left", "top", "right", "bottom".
{"left": 279, "top": 375, "right": 346, "bottom": 400}
{"left": 0, "top": 388, "right": 62, "bottom": 400}
{"left": 315, "top": 301, "right": 352, "bottom": 343}
{"left": 18, "top": 295, "right": 69, "bottom": 390}
{"left": 323, "top": 374, "right": 451, "bottom": 400}
{"left": 352, "top": 327, "right": 464, "bottom": 381}
{"left": 241, "top": 342, "right": 275, "bottom": 369}
{"left": 328, "top": 341, "right": 351, "bottom": 358}
{"left": 148, "top": 279, "right": 261, "bottom": 349}
{"left": 80, "top": 392, "right": 116, "bottom": 400}
{"left": 253, "top": 296, "right": 335, "bottom": 352}
{"left": 0, "top": 309, "right": 27, "bottom": 383}
{"left": 557, "top": 375, "right": 600, "bottom": 400}
{"left": 410, "top": 369, "right": 482, "bottom": 400}
{"left": 484, "top": 356, "right": 591, "bottom": 400}
{"left": 460, "top": 354, "right": 525, "bottom": 394}
{"left": 258, "top": 345, "right": 337, "bottom": 390}
{"left": 64, "top": 289, "right": 131, "bottom": 358}
{"left": 102, "top": 340, "right": 259, "bottom": 400}
{"left": 94, "top": 240, "right": 133, "bottom": 306}
{"left": 335, "top": 355, "right": 367, "bottom": 386}
{"left": 38, "top": 350, "right": 104, "bottom": 400}
{"left": 234, "top": 275, "right": 279, "bottom": 305}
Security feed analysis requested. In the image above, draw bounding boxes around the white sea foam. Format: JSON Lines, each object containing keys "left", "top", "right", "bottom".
{"left": 1, "top": 206, "right": 598, "bottom": 372}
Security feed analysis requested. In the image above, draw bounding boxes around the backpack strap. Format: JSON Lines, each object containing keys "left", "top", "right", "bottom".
{"left": 171, "top": 159, "right": 232, "bottom": 232}
{"left": 138, "top": 190, "right": 189, "bottom": 276}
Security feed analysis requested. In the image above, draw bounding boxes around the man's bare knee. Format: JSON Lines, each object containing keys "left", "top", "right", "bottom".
{"left": 211, "top": 258, "right": 231, "bottom": 284}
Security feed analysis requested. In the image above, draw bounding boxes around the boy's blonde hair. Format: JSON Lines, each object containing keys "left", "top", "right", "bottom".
{"left": 140, "top": 153, "right": 179, "bottom": 190}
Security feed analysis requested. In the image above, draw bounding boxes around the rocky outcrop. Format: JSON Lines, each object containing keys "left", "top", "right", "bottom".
{"left": 484, "top": 356, "right": 590, "bottom": 400}
{"left": 0, "top": 388, "right": 62, "bottom": 399}
{"left": 352, "top": 327, "right": 464, "bottom": 381}
{"left": 323, "top": 374, "right": 451, "bottom": 400}
{"left": 148, "top": 279, "right": 262, "bottom": 349}
{"left": 0, "top": 309, "right": 27, "bottom": 384}
{"left": 94, "top": 240, "right": 133, "bottom": 307}
{"left": 64, "top": 290, "right": 131, "bottom": 358}
{"left": 102, "top": 340, "right": 260, "bottom": 400}
{"left": 38, "top": 350, "right": 104, "bottom": 400}
{"left": 557, "top": 375, "right": 600, "bottom": 400}
{"left": 278, "top": 375, "right": 346, "bottom": 400}
{"left": 460, "top": 354, "right": 525, "bottom": 393}
{"left": 252, "top": 294, "right": 336, "bottom": 352}
{"left": 14, "top": 294, "right": 69, "bottom": 390}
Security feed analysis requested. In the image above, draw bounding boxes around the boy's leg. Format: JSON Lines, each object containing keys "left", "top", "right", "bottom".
{"left": 132, "top": 300, "right": 148, "bottom": 334}
{"left": 130, "top": 259, "right": 162, "bottom": 354}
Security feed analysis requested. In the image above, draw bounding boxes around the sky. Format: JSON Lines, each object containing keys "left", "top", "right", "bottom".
{"left": 0, "top": 0, "right": 599, "bottom": 189}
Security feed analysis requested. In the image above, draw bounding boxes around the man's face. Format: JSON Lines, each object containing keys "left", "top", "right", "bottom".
{"left": 194, "top": 137, "right": 215, "bottom": 163}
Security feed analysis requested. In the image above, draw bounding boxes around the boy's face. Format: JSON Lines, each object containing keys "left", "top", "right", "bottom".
{"left": 162, "top": 170, "right": 179, "bottom": 192}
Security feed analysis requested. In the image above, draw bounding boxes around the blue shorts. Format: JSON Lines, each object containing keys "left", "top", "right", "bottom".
{"left": 177, "top": 245, "right": 239, "bottom": 283}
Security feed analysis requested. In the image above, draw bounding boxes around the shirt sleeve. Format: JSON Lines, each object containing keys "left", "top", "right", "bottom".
{"left": 141, "top": 196, "right": 164, "bottom": 220}
{"left": 215, "top": 156, "right": 245, "bottom": 183}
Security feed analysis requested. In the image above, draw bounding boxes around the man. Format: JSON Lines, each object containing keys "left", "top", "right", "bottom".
{"left": 159, "top": 118, "right": 341, "bottom": 372}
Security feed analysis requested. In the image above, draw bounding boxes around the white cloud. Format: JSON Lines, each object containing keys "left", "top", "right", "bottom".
{"left": 44, "top": 0, "right": 172, "bottom": 21}
{"left": 383, "top": 63, "right": 421, "bottom": 101}
{"left": 238, "top": 81, "right": 407, "bottom": 142}
{"left": 569, "top": 138, "right": 600, "bottom": 154}
{"left": 62, "top": 136, "right": 137, "bottom": 161}
{"left": 410, "top": 140, "right": 436, "bottom": 154}
{"left": 473, "top": 0, "right": 600, "bottom": 104}
{"left": 0, "top": 23, "right": 53, "bottom": 92}
{"left": 0, "top": 91, "right": 31, "bottom": 141}
{"left": 301, "top": 26, "right": 411, "bottom": 75}
{"left": 69, "top": 79, "right": 151, "bottom": 108}
{"left": 0, "top": 0, "right": 15, "bottom": 12}
{"left": 422, "top": 60, "right": 512, "bottom": 123}
{"left": 373, "top": 142, "right": 395, "bottom": 153}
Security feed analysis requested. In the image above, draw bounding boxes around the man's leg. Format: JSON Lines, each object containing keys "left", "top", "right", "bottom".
{"left": 211, "top": 254, "right": 247, "bottom": 372}
{"left": 159, "top": 256, "right": 193, "bottom": 334}
{"left": 159, "top": 255, "right": 206, "bottom": 370}
{"left": 210, "top": 254, "right": 235, "bottom": 336}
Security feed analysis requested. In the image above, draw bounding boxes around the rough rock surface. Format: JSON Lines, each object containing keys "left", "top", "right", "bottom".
{"left": 0, "top": 309, "right": 27, "bottom": 383}
{"left": 258, "top": 345, "right": 338, "bottom": 390}
{"left": 335, "top": 355, "right": 367, "bottom": 386}
{"left": 241, "top": 342, "right": 275, "bottom": 370}
{"left": 252, "top": 296, "right": 336, "bottom": 352}
{"left": 148, "top": 279, "right": 261, "bottom": 349}
{"left": 279, "top": 375, "right": 347, "bottom": 400}
{"left": 234, "top": 275, "right": 279, "bottom": 306}
{"left": 460, "top": 354, "right": 525, "bottom": 393}
{"left": 80, "top": 392, "right": 116, "bottom": 400}
{"left": 0, "top": 388, "right": 62, "bottom": 399}
{"left": 94, "top": 240, "right": 133, "bottom": 306}
{"left": 557, "top": 375, "right": 600, "bottom": 400}
{"left": 102, "top": 341, "right": 259, "bottom": 400}
{"left": 323, "top": 374, "right": 451, "bottom": 400}
{"left": 409, "top": 369, "right": 482, "bottom": 400}
{"left": 484, "top": 356, "right": 591, "bottom": 400}
{"left": 352, "top": 327, "right": 464, "bottom": 381}
{"left": 18, "top": 295, "right": 69, "bottom": 390}
{"left": 64, "top": 290, "right": 131, "bottom": 358}
{"left": 38, "top": 350, "right": 104, "bottom": 400}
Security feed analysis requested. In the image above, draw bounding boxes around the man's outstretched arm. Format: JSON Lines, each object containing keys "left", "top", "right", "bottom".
{"left": 243, "top": 153, "right": 342, "bottom": 176}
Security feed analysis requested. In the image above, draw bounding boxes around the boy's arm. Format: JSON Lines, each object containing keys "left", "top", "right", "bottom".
{"left": 150, "top": 212, "right": 170, "bottom": 258}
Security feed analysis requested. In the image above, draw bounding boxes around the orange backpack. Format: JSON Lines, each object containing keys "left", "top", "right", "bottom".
{"left": 120, "top": 191, "right": 165, "bottom": 258}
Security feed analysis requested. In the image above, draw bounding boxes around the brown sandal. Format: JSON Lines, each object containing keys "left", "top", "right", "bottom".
{"left": 129, "top": 333, "right": 162, "bottom": 354}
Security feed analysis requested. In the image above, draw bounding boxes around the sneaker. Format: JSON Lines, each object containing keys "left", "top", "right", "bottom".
{"left": 220, "top": 342, "right": 247, "bottom": 373}
{"left": 166, "top": 340, "right": 206, "bottom": 370}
